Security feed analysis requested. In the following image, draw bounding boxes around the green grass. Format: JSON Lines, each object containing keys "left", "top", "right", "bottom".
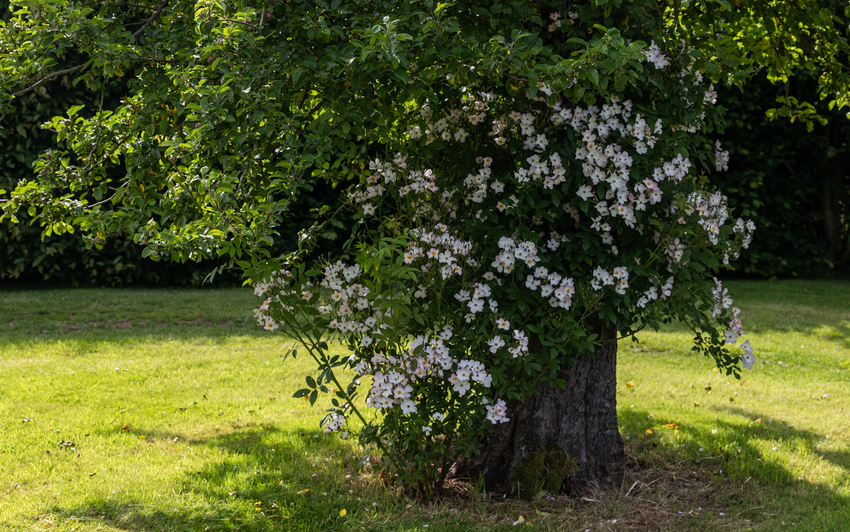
{"left": 618, "top": 280, "right": 850, "bottom": 531}
{"left": 0, "top": 281, "right": 848, "bottom": 531}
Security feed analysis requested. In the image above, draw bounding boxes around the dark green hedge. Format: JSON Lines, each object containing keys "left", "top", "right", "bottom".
{"left": 713, "top": 73, "right": 850, "bottom": 278}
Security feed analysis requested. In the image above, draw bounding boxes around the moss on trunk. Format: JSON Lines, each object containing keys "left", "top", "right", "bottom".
{"left": 510, "top": 442, "right": 579, "bottom": 500}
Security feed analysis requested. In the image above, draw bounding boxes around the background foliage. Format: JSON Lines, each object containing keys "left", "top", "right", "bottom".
{"left": 714, "top": 73, "right": 850, "bottom": 279}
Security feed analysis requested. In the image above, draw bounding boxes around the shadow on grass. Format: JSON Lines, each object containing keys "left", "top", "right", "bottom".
{"left": 43, "top": 426, "right": 363, "bottom": 532}
{"left": 725, "top": 280, "right": 850, "bottom": 341}
{"left": 630, "top": 281, "right": 850, "bottom": 350}
{"left": 618, "top": 405, "right": 850, "bottom": 528}
{"left": 708, "top": 404, "right": 850, "bottom": 470}
{"left": 806, "top": 320, "right": 850, "bottom": 352}
{"left": 0, "top": 320, "right": 267, "bottom": 344}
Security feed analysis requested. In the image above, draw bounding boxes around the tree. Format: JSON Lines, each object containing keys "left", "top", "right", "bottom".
{"left": 1, "top": 0, "right": 848, "bottom": 497}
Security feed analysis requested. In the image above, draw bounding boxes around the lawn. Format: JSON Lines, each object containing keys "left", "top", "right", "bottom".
{"left": 0, "top": 281, "right": 847, "bottom": 531}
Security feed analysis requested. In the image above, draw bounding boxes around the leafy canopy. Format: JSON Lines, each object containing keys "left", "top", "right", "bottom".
{"left": 0, "top": 0, "right": 847, "bottom": 256}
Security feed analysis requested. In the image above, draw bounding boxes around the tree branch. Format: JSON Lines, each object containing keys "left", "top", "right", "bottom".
{"left": 135, "top": 56, "right": 180, "bottom": 64}
{"left": 236, "top": 159, "right": 250, "bottom": 197}
{"left": 306, "top": 98, "right": 325, "bottom": 117}
{"left": 9, "top": 1, "right": 171, "bottom": 103}
{"left": 81, "top": 130, "right": 136, "bottom": 179}
{"left": 12, "top": 64, "right": 87, "bottom": 98}
{"left": 131, "top": 0, "right": 169, "bottom": 38}
{"left": 105, "top": 20, "right": 149, "bottom": 31}
{"left": 88, "top": 190, "right": 120, "bottom": 208}
{"left": 83, "top": 91, "right": 107, "bottom": 172}
{"left": 213, "top": 15, "right": 260, "bottom": 31}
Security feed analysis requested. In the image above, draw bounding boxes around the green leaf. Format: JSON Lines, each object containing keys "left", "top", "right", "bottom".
{"left": 292, "top": 68, "right": 306, "bottom": 87}
{"left": 392, "top": 69, "right": 409, "bottom": 84}
{"left": 434, "top": 2, "right": 451, "bottom": 15}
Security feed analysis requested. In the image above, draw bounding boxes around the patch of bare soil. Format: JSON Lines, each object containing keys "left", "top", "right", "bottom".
{"left": 178, "top": 317, "right": 215, "bottom": 326}
{"left": 412, "top": 449, "right": 758, "bottom": 531}
{"left": 57, "top": 317, "right": 231, "bottom": 330}
{"left": 61, "top": 320, "right": 133, "bottom": 331}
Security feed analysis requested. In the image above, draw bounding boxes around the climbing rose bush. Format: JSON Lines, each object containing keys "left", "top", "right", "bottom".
{"left": 251, "top": 33, "right": 755, "bottom": 494}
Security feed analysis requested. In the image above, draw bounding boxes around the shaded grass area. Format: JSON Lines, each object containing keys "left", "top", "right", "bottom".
{"left": 0, "top": 282, "right": 848, "bottom": 531}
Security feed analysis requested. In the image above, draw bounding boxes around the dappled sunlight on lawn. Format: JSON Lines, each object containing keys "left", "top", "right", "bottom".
{"left": 2, "top": 284, "right": 849, "bottom": 531}
{"left": 617, "top": 296, "right": 850, "bottom": 530}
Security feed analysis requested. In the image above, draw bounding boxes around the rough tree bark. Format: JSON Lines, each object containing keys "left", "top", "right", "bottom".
{"left": 448, "top": 326, "right": 624, "bottom": 496}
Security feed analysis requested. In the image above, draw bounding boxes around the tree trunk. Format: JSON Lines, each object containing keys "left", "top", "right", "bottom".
{"left": 448, "top": 326, "right": 624, "bottom": 497}
{"left": 816, "top": 120, "right": 850, "bottom": 274}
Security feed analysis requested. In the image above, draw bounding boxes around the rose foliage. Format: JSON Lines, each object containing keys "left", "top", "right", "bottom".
{"left": 2, "top": 0, "right": 848, "bottom": 496}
